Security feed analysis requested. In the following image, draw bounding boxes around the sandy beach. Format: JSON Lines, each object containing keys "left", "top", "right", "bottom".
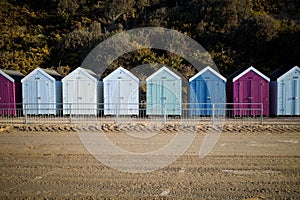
{"left": 0, "top": 124, "right": 299, "bottom": 199}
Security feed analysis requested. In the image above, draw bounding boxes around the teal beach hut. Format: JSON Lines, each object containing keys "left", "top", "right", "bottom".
{"left": 146, "top": 66, "right": 182, "bottom": 116}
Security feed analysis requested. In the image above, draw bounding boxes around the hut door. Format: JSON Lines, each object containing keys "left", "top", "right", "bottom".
{"left": 0, "top": 81, "right": 13, "bottom": 114}
{"left": 160, "top": 79, "right": 172, "bottom": 115}
{"left": 0, "top": 81, "right": 4, "bottom": 114}
{"left": 238, "top": 80, "right": 251, "bottom": 116}
{"left": 119, "top": 79, "right": 131, "bottom": 114}
{"left": 198, "top": 80, "right": 208, "bottom": 115}
{"left": 120, "top": 79, "right": 138, "bottom": 115}
{"left": 23, "top": 81, "right": 38, "bottom": 114}
{"left": 165, "top": 80, "right": 181, "bottom": 115}
{"left": 205, "top": 80, "right": 215, "bottom": 116}
{"left": 78, "top": 80, "right": 90, "bottom": 115}
{"left": 106, "top": 79, "right": 120, "bottom": 114}
{"left": 160, "top": 80, "right": 165, "bottom": 115}
{"left": 250, "top": 80, "right": 260, "bottom": 116}
{"left": 38, "top": 80, "right": 49, "bottom": 114}
{"left": 292, "top": 79, "right": 299, "bottom": 115}
{"left": 65, "top": 80, "right": 78, "bottom": 114}
{"left": 284, "top": 79, "right": 296, "bottom": 115}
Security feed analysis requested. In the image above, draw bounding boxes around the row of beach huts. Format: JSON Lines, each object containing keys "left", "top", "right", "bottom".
{"left": 0, "top": 65, "right": 299, "bottom": 116}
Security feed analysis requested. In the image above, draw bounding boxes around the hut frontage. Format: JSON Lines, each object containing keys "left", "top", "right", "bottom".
{"left": 21, "top": 68, "right": 62, "bottom": 115}
{"left": 103, "top": 67, "right": 139, "bottom": 115}
{"left": 189, "top": 66, "right": 226, "bottom": 116}
{"left": 227, "top": 66, "right": 270, "bottom": 116}
{"left": 62, "top": 67, "right": 102, "bottom": 116}
{"left": 0, "top": 69, "right": 24, "bottom": 115}
{"left": 146, "top": 66, "right": 182, "bottom": 116}
{"left": 270, "top": 66, "right": 300, "bottom": 116}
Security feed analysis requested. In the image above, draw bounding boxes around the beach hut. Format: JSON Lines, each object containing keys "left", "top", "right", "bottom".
{"left": 103, "top": 66, "right": 139, "bottom": 115}
{"left": 0, "top": 69, "right": 24, "bottom": 115}
{"left": 189, "top": 66, "right": 226, "bottom": 116}
{"left": 21, "top": 68, "right": 62, "bottom": 115}
{"left": 227, "top": 66, "right": 270, "bottom": 116}
{"left": 62, "top": 67, "right": 102, "bottom": 115}
{"left": 146, "top": 66, "right": 182, "bottom": 116}
{"left": 270, "top": 66, "right": 300, "bottom": 116}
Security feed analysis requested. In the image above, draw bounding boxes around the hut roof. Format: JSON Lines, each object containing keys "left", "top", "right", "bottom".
{"left": 227, "top": 66, "right": 270, "bottom": 82}
{"left": 103, "top": 66, "right": 139, "bottom": 82}
{"left": 146, "top": 66, "right": 182, "bottom": 81}
{"left": 0, "top": 69, "right": 24, "bottom": 82}
{"left": 269, "top": 66, "right": 299, "bottom": 81}
{"left": 189, "top": 66, "right": 226, "bottom": 82}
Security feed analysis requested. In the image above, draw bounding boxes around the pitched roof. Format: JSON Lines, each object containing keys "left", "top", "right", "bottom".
{"left": 0, "top": 69, "right": 25, "bottom": 82}
{"left": 42, "top": 69, "right": 62, "bottom": 80}
{"left": 228, "top": 66, "right": 270, "bottom": 82}
{"left": 80, "top": 67, "right": 100, "bottom": 79}
{"left": 270, "top": 66, "right": 299, "bottom": 81}
{"left": 21, "top": 68, "right": 62, "bottom": 82}
{"left": 146, "top": 66, "right": 181, "bottom": 81}
{"left": 103, "top": 66, "right": 139, "bottom": 82}
{"left": 62, "top": 67, "right": 100, "bottom": 82}
{"left": 189, "top": 66, "right": 226, "bottom": 82}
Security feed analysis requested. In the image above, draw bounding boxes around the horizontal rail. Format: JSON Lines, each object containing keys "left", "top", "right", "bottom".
{"left": 0, "top": 103, "right": 266, "bottom": 125}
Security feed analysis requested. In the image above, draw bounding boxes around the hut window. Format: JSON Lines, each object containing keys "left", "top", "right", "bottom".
{"left": 118, "top": 77, "right": 122, "bottom": 79}
{"left": 293, "top": 77, "right": 298, "bottom": 79}
{"left": 35, "top": 77, "right": 40, "bottom": 80}
{"left": 248, "top": 77, "right": 253, "bottom": 79}
{"left": 77, "top": 77, "right": 81, "bottom": 79}
{"left": 161, "top": 77, "right": 166, "bottom": 79}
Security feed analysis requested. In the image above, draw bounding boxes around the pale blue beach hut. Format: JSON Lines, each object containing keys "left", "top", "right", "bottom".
{"left": 21, "top": 68, "right": 62, "bottom": 115}
{"left": 62, "top": 67, "right": 102, "bottom": 115}
{"left": 270, "top": 66, "right": 300, "bottom": 116}
{"left": 146, "top": 66, "right": 182, "bottom": 116}
{"left": 103, "top": 67, "right": 139, "bottom": 115}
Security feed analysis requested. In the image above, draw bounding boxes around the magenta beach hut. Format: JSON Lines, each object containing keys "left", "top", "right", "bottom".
{"left": 227, "top": 66, "right": 270, "bottom": 116}
{"left": 0, "top": 69, "right": 24, "bottom": 115}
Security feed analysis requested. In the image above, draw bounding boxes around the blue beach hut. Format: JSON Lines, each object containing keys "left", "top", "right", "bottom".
{"left": 270, "top": 66, "right": 300, "bottom": 116}
{"left": 146, "top": 66, "right": 182, "bottom": 116}
{"left": 189, "top": 66, "right": 226, "bottom": 116}
{"left": 21, "top": 68, "right": 62, "bottom": 115}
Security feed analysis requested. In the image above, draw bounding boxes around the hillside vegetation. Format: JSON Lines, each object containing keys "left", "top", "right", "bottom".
{"left": 1, "top": 0, "right": 299, "bottom": 77}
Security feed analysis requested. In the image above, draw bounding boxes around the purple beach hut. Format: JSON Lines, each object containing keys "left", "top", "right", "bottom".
{"left": 227, "top": 66, "right": 270, "bottom": 116}
{"left": 0, "top": 69, "right": 24, "bottom": 115}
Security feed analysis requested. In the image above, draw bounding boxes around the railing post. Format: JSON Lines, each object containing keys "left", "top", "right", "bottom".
{"left": 260, "top": 103, "right": 263, "bottom": 125}
{"left": 24, "top": 104, "right": 27, "bottom": 124}
{"left": 163, "top": 103, "right": 167, "bottom": 123}
{"left": 115, "top": 104, "right": 119, "bottom": 124}
{"left": 212, "top": 103, "right": 215, "bottom": 125}
{"left": 69, "top": 103, "right": 72, "bottom": 124}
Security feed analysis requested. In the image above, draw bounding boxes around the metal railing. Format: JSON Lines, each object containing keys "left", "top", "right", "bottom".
{"left": 0, "top": 103, "right": 265, "bottom": 125}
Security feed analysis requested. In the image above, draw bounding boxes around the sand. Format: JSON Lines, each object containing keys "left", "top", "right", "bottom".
{"left": 0, "top": 124, "right": 299, "bottom": 199}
